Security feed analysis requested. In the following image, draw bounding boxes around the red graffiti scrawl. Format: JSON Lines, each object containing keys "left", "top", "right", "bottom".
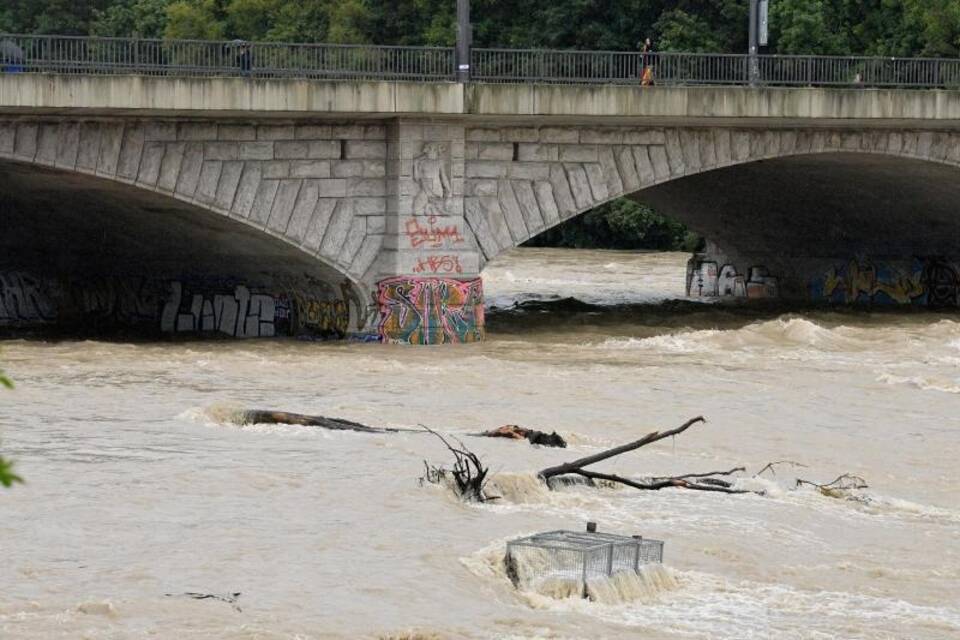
{"left": 413, "top": 255, "right": 463, "bottom": 274}
{"left": 404, "top": 216, "right": 465, "bottom": 248}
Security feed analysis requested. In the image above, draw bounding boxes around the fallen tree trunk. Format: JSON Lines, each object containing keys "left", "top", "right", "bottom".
{"left": 538, "top": 416, "right": 753, "bottom": 494}
{"left": 239, "top": 410, "right": 410, "bottom": 434}
{"left": 477, "top": 425, "right": 567, "bottom": 448}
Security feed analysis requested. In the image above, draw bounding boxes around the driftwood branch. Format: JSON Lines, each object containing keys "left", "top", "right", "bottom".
{"left": 538, "top": 416, "right": 706, "bottom": 481}
{"left": 419, "top": 425, "right": 497, "bottom": 502}
{"left": 537, "top": 417, "right": 758, "bottom": 495}
{"left": 754, "top": 460, "right": 808, "bottom": 477}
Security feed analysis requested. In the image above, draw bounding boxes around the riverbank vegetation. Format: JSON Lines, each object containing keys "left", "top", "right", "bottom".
{"left": 4, "top": 0, "right": 959, "bottom": 250}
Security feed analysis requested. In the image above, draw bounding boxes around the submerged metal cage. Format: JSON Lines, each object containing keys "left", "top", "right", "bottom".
{"left": 505, "top": 530, "right": 664, "bottom": 593}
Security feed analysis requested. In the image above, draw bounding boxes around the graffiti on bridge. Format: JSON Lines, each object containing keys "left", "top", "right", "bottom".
{"left": 377, "top": 277, "right": 484, "bottom": 345}
{"left": 0, "top": 270, "right": 355, "bottom": 338}
{"left": 0, "top": 270, "right": 57, "bottom": 325}
{"left": 160, "top": 282, "right": 292, "bottom": 337}
{"left": 687, "top": 260, "right": 779, "bottom": 299}
{"left": 810, "top": 256, "right": 959, "bottom": 307}
{"left": 412, "top": 255, "right": 463, "bottom": 275}
{"left": 404, "top": 216, "right": 465, "bottom": 249}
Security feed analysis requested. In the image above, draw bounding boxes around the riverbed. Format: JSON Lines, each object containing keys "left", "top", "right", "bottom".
{"left": 2, "top": 248, "right": 959, "bottom": 639}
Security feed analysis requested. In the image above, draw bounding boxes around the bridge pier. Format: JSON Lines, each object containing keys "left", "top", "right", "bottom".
{"left": 370, "top": 120, "right": 485, "bottom": 344}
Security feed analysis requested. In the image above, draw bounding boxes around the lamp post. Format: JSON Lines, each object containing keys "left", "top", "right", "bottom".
{"left": 749, "top": 0, "right": 769, "bottom": 85}
{"left": 456, "top": 0, "right": 472, "bottom": 82}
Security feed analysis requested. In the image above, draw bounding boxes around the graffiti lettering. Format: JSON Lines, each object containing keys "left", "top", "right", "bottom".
{"left": 811, "top": 256, "right": 958, "bottom": 307}
{"left": 687, "top": 261, "right": 778, "bottom": 299}
{"left": 404, "top": 216, "right": 464, "bottom": 249}
{"left": 0, "top": 271, "right": 57, "bottom": 325}
{"left": 412, "top": 255, "right": 463, "bottom": 275}
{"left": 377, "top": 277, "right": 484, "bottom": 345}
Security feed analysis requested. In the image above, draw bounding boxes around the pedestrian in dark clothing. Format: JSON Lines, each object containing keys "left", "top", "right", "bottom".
{"left": 235, "top": 41, "right": 252, "bottom": 76}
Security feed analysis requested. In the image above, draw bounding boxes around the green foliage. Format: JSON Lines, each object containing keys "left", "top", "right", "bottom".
{"left": 91, "top": 0, "right": 173, "bottom": 38}
{"left": 0, "top": 368, "right": 21, "bottom": 489}
{"left": 526, "top": 198, "right": 700, "bottom": 252}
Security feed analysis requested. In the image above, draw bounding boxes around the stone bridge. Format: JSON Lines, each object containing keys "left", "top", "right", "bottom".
{"left": 4, "top": 73, "right": 960, "bottom": 342}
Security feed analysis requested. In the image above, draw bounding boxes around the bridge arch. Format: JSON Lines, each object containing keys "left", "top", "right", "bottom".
{"left": 464, "top": 126, "right": 960, "bottom": 263}
{"left": 0, "top": 119, "right": 383, "bottom": 336}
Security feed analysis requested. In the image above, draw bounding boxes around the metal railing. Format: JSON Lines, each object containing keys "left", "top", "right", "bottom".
{"left": 3, "top": 33, "right": 960, "bottom": 88}
{"left": 0, "top": 33, "right": 456, "bottom": 81}
{"left": 472, "top": 48, "right": 960, "bottom": 88}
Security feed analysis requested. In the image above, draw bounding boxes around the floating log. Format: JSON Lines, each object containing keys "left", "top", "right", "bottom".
{"left": 239, "top": 410, "right": 409, "bottom": 434}
{"left": 479, "top": 425, "right": 567, "bottom": 448}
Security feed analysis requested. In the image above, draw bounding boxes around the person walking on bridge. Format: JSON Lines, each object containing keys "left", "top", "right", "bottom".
{"left": 640, "top": 38, "right": 656, "bottom": 86}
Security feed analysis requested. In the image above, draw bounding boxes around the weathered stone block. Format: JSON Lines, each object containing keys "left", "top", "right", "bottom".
{"left": 248, "top": 179, "right": 281, "bottom": 225}
{"left": 204, "top": 142, "right": 239, "bottom": 161}
{"left": 55, "top": 123, "right": 81, "bottom": 169}
{"left": 178, "top": 123, "right": 217, "bottom": 141}
{"left": 97, "top": 124, "right": 125, "bottom": 175}
{"left": 478, "top": 142, "right": 514, "bottom": 160}
{"left": 352, "top": 196, "right": 385, "bottom": 215}
{"left": 348, "top": 178, "right": 386, "bottom": 197}
{"left": 466, "top": 161, "right": 508, "bottom": 178}
{"left": 541, "top": 127, "right": 579, "bottom": 144}
{"left": 559, "top": 144, "right": 599, "bottom": 162}
{"left": 533, "top": 180, "right": 561, "bottom": 225}
{"left": 332, "top": 125, "right": 365, "bottom": 139}
{"left": 116, "top": 126, "right": 146, "bottom": 180}
{"left": 275, "top": 141, "right": 310, "bottom": 159}
{"left": 174, "top": 142, "right": 204, "bottom": 197}
{"left": 35, "top": 123, "right": 60, "bottom": 165}
{"left": 295, "top": 125, "right": 332, "bottom": 139}
{"left": 580, "top": 128, "right": 623, "bottom": 144}
{"left": 239, "top": 141, "right": 274, "bottom": 160}
{"left": 194, "top": 160, "right": 223, "bottom": 204}
{"left": 14, "top": 123, "right": 38, "bottom": 160}
{"left": 308, "top": 141, "right": 341, "bottom": 159}
{"left": 303, "top": 198, "right": 337, "bottom": 253}
{"left": 262, "top": 161, "right": 290, "bottom": 179}
{"left": 319, "top": 201, "right": 355, "bottom": 258}
{"left": 257, "top": 125, "right": 295, "bottom": 140}
{"left": 466, "top": 128, "right": 502, "bottom": 142}
{"left": 285, "top": 180, "right": 321, "bottom": 243}
{"left": 219, "top": 125, "right": 256, "bottom": 141}
{"left": 315, "top": 178, "right": 348, "bottom": 198}
{"left": 144, "top": 123, "right": 177, "bottom": 141}
{"left": 267, "top": 179, "right": 302, "bottom": 232}
{"left": 136, "top": 141, "right": 165, "bottom": 186}
{"left": 583, "top": 163, "right": 609, "bottom": 201}
{"left": 502, "top": 127, "right": 539, "bottom": 142}
{"left": 362, "top": 160, "right": 386, "bottom": 177}
{"left": 157, "top": 142, "right": 185, "bottom": 191}
{"left": 623, "top": 129, "right": 666, "bottom": 145}
{"left": 291, "top": 160, "right": 331, "bottom": 178}
{"left": 337, "top": 217, "right": 367, "bottom": 266}
{"left": 231, "top": 163, "right": 262, "bottom": 217}
{"left": 467, "top": 179, "right": 499, "bottom": 197}
{"left": 517, "top": 143, "right": 558, "bottom": 162}
{"left": 598, "top": 147, "right": 623, "bottom": 196}
{"left": 332, "top": 160, "right": 364, "bottom": 178}
{"left": 508, "top": 162, "right": 551, "bottom": 181}
{"left": 344, "top": 141, "right": 386, "bottom": 159}
{"left": 214, "top": 161, "right": 244, "bottom": 210}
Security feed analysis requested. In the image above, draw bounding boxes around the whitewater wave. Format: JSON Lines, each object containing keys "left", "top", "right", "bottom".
{"left": 877, "top": 372, "right": 960, "bottom": 394}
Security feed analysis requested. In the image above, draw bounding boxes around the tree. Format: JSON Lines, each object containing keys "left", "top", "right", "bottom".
{"left": 0, "top": 368, "right": 22, "bottom": 489}
{"left": 91, "top": 0, "right": 173, "bottom": 38}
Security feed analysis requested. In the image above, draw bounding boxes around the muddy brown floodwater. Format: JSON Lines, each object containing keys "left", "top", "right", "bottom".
{"left": 2, "top": 248, "right": 959, "bottom": 639}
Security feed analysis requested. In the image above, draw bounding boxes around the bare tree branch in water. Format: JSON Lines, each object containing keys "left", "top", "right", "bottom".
{"left": 538, "top": 417, "right": 754, "bottom": 494}
{"left": 754, "top": 460, "right": 808, "bottom": 477}
{"left": 419, "top": 425, "right": 498, "bottom": 502}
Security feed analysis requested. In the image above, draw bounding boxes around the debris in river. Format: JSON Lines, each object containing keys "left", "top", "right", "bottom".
{"left": 165, "top": 592, "right": 242, "bottom": 612}
{"left": 538, "top": 416, "right": 751, "bottom": 494}
{"left": 505, "top": 523, "right": 665, "bottom": 600}
{"left": 419, "top": 426, "right": 498, "bottom": 502}
{"left": 238, "top": 410, "right": 410, "bottom": 434}
{"left": 478, "top": 425, "right": 567, "bottom": 448}
{"left": 797, "top": 473, "right": 869, "bottom": 499}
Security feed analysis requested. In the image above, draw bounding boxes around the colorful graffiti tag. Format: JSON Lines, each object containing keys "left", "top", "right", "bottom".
{"left": 687, "top": 260, "right": 779, "bottom": 300}
{"left": 377, "top": 277, "right": 484, "bottom": 345}
{"left": 810, "top": 257, "right": 959, "bottom": 307}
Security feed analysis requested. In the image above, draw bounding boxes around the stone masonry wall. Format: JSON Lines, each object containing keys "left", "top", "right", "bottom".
{"left": 0, "top": 119, "right": 388, "bottom": 286}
